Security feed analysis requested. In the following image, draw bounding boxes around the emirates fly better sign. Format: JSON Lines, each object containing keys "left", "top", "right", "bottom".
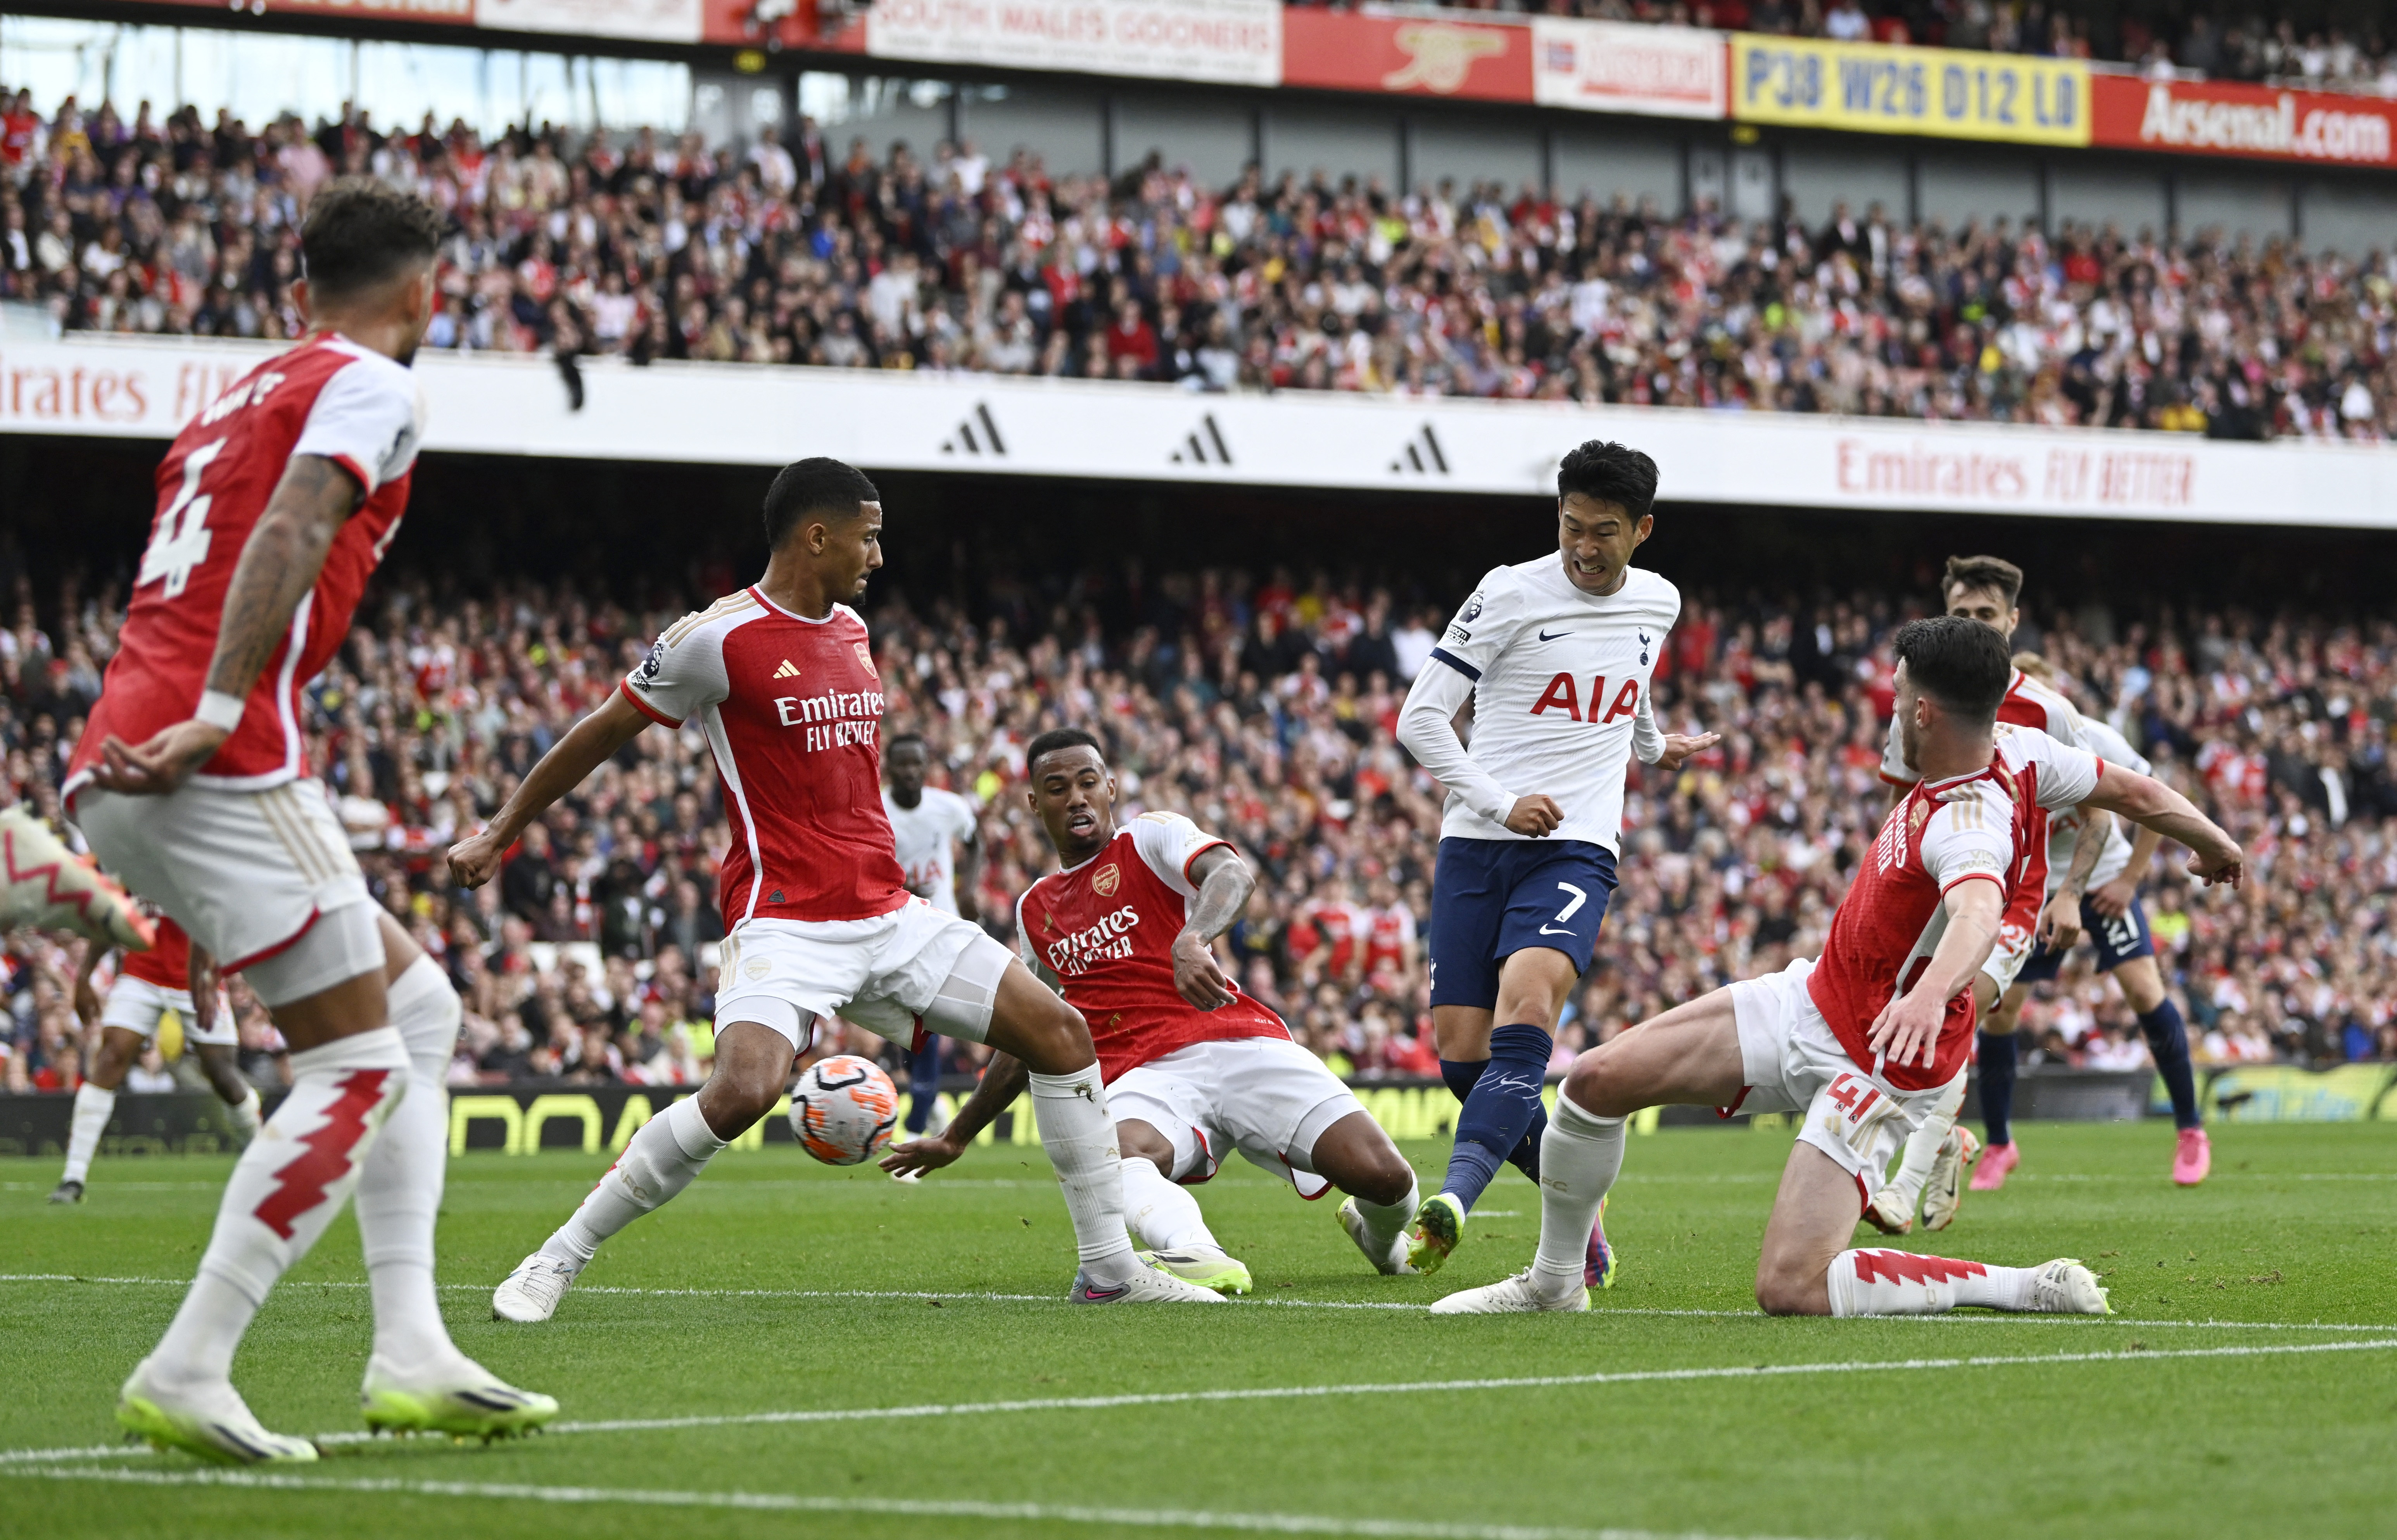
{"left": 864, "top": 0, "right": 1281, "bottom": 88}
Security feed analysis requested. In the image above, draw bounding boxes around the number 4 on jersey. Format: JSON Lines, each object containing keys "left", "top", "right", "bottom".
{"left": 137, "top": 438, "right": 228, "bottom": 598}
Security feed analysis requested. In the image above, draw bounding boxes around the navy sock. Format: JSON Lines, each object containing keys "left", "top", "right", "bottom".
{"left": 1978, "top": 1031, "right": 2017, "bottom": 1147}
{"left": 904, "top": 1036, "right": 943, "bottom": 1135}
{"left": 1439, "top": 1024, "right": 1552, "bottom": 1212}
{"left": 2137, "top": 999, "right": 2202, "bottom": 1129}
{"left": 1442, "top": 1056, "right": 1547, "bottom": 1184}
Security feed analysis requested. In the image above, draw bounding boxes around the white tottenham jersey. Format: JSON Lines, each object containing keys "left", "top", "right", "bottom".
{"left": 2072, "top": 716, "right": 2150, "bottom": 889}
{"left": 1397, "top": 557, "right": 1679, "bottom": 853}
{"left": 883, "top": 786, "right": 977, "bottom": 913}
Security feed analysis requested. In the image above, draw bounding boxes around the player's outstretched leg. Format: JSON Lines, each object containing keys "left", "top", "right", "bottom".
{"left": 1302, "top": 1111, "right": 1419, "bottom": 1276}
{"left": 1417, "top": 1022, "right": 1551, "bottom": 1273}
{"left": 120, "top": 1022, "right": 409, "bottom": 1464}
{"left": 54, "top": 1027, "right": 143, "bottom": 1205}
{"left": 1869, "top": 1071, "right": 1969, "bottom": 1234}
{"left": 904, "top": 1033, "right": 944, "bottom": 1136}
{"left": 193, "top": 1043, "right": 264, "bottom": 1145}
{"left": 0, "top": 803, "right": 154, "bottom": 950}
{"left": 362, "top": 948, "right": 554, "bottom": 1436}
{"left": 1119, "top": 1124, "right": 1251, "bottom": 1295}
{"left": 974, "top": 962, "right": 1218, "bottom": 1305}
{"left": 494, "top": 1026, "right": 764, "bottom": 1322}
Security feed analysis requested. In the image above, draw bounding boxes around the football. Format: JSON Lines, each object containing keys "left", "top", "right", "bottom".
{"left": 788, "top": 1055, "right": 901, "bottom": 1167}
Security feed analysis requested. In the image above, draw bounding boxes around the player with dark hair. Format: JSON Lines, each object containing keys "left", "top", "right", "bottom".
{"left": 458, "top": 461, "right": 1218, "bottom": 1319}
{"left": 882, "top": 730, "right": 982, "bottom": 1143}
{"left": 882, "top": 729, "right": 1424, "bottom": 1289}
{"left": 1433, "top": 615, "right": 2247, "bottom": 1317}
{"left": 65, "top": 177, "right": 554, "bottom": 1461}
{"left": 1394, "top": 439, "right": 1717, "bottom": 1279}
{"left": 1870, "top": 555, "right": 2210, "bottom": 1216}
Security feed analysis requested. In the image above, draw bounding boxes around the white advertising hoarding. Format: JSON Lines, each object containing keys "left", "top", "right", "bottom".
{"left": 865, "top": 0, "right": 1281, "bottom": 88}
{"left": 476, "top": 0, "right": 704, "bottom": 45}
{"left": 5, "top": 335, "right": 2391, "bottom": 527}
{"left": 1530, "top": 18, "right": 1728, "bottom": 120}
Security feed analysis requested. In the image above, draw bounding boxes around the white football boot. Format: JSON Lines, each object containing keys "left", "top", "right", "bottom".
{"left": 1339, "top": 1197, "right": 1418, "bottom": 1276}
{"left": 1067, "top": 1265, "right": 1224, "bottom": 1303}
{"left": 0, "top": 804, "right": 154, "bottom": 950}
{"left": 1922, "top": 1125, "right": 1982, "bottom": 1233}
{"left": 2024, "top": 1258, "right": 2110, "bottom": 1315}
{"left": 491, "top": 1250, "right": 582, "bottom": 1323}
{"left": 1863, "top": 1184, "right": 1917, "bottom": 1236}
{"left": 361, "top": 1352, "right": 560, "bottom": 1439}
{"left": 116, "top": 1358, "right": 317, "bottom": 1465}
{"left": 1428, "top": 1268, "right": 1589, "bottom": 1316}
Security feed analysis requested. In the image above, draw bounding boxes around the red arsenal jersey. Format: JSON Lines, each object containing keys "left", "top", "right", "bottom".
{"left": 67, "top": 334, "right": 424, "bottom": 796}
{"left": 1811, "top": 726, "right": 2103, "bottom": 1090}
{"left": 118, "top": 913, "right": 194, "bottom": 990}
{"left": 620, "top": 589, "right": 907, "bottom": 925}
{"left": 1014, "top": 812, "right": 1290, "bottom": 1084}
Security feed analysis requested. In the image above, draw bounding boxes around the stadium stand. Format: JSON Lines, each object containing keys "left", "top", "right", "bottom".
{"left": 2, "top": 87, "right": 2389, "bottom": 438}
{"left": 5, "top": 556, "right": 2392, "bottom": 1096}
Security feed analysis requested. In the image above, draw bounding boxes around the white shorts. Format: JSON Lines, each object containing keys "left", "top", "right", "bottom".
{"left": 101, "top": 975, "right": 237, "bottom": 1047}
{"left": 1108, "top": 1035, "right": 1365, "bottom": 1199}
{"left": 713, "top": 898, "right": 1006, "bottom": 1052}
{"left": 1979, "top": 917, "right": 2036, "bottom": 999}
{"left": 1729, "top": 957, "right": 1963, "bottom": 1203}
{"left": 72, "top": 780, "right": 378, "bottom": 995}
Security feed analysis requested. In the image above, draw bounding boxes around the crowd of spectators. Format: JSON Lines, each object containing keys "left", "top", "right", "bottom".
{"left": 5, "top": 85, "right": 2395, "bottom": 440}
{"left": 1295, "top": 2, "right": 2397, "bottom": 94}
{"left": 7, "top": 547, "right": 2395, "bottom": 1103}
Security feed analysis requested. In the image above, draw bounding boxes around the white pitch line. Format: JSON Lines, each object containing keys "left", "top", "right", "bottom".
{"left": 7, "top": 1335, "right": 2390, "bottom": 1471}
{"left": 3, "top": 1273, "right": 2391, "bottom": 1334}
{"left": 0, "top": 1466, "right": 1827, "bottom": 1540}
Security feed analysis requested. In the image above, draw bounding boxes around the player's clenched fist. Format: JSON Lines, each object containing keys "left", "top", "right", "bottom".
{"left": 447, "top": 829, "right": 507, "bottom": 889}
{"left": 1502, "top": 794, "right": 1563, "bottom": 838}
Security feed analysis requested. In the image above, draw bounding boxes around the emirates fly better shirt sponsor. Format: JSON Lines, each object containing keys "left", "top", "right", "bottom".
{"left": 1016, "top": 812, "right": 1290, "bottom": 1083}
{"left": 67, "top": 333, "right": 424, "bottom": 796}
{"left": 621, "top": 590, "right": 907, "bottom": 924}
{"left": 1815, "top": 725, "right": 2103, "bottom": 1090}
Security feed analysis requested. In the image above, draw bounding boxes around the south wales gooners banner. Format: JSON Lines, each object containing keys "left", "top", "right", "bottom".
{"left": 862, "top": 0, "right": 1280, "bottom": 88}
{"left": 1731, "top": 34, "right": 2089, "bottom": 146}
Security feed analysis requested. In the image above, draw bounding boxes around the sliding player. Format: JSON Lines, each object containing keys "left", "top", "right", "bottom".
{"left": 882, "top": 729, "right": 1422, "bottom": 1288}
{"left": 1394, "top": 440, "right": 1716, "bottom": 1278}
{"left": 1432, "top": 617, "right": 2243, "bottom": 1318}
{"left": 1875, "top": 559, "right": 2206, "bottom": 1211}
{"left": 459, "top": 461, "right": 1216, "bottom": 1320}
{"left": 883, "top": 732, "right": 982, "bottom": 1141}
{"left": 51, "top": 917, "right": 260, "bottom": 1206}
{"left": 66, "top": 179, "right": 553, "bottom": 1462}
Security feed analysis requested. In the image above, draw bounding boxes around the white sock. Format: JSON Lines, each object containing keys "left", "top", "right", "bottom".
{"left": 223, "top": 1084, "right": 262, "bottom": 1141}
{"left": 1825, "top": 1249, "right": 2038, "bottom": 1316}
{"left": 1881, "top": 1075, "right": 1965, "bottom": 1208}
{"left": 354, "top": 956, "right": 462, "bottom": 1373}
{"left": 149, "top": 1027, "right": 409, "bottom": 1389}
{"left": 544, "top": 1094, "right": 724, "bottom": 1266}
{"left": 1351, "top": 1176, "right": 1418, "bottom": 1250}
{"left": 1121, "top": 1155, "right": 1215, "bottom": 1252}
{"left": 1028, "top": 1068, "right": 1141, "bottom": 1284}
{"left": 1529, "top": 1092, "right": 1626, "bottom": 1295}
{"left": 62, "top": 1081, "right": 116, "bottom": 1185}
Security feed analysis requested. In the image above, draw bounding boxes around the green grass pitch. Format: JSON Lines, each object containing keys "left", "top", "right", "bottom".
{"left": 4, "top": 1120, "right": 2393, "bottom": 1540}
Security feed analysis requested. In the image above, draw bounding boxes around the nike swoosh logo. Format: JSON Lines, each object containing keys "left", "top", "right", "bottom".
{"left": 1539, "top": 924, "right": 1576, "bottom": 936}
{"left": 1079, "top": 1283, "right": 1128, "bottom": 1301}
{"left": 1537, "top": 629, "right": 1571, "bottom": 641}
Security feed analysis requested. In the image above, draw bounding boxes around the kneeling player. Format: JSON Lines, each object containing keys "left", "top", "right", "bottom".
{"left": 52, "top": 917, "right": 261, "bottom": 1205}
{"left": 1432, "top": 617, "right": 2244, "bottom": 1318}
{"left": 882, "top": 729, "right": 1423, "bottom": 1288}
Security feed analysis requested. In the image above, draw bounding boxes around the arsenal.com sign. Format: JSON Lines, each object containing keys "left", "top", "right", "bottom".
{"left": 2091, "top": 74, "right": 2397, "bottom": 166}
{"left": 864, "top": 0, "right": 1280, "bottom": 88}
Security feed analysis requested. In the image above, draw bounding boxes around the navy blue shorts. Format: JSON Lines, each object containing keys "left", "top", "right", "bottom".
{"left": 2016, "top": 893, "right": 2155, "bottom": 984}
{"left": 1427, "top": 838, "right": 1618, "bottom": 1011}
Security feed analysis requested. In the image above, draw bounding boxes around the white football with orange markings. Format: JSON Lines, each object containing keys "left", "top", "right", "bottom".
{"left": 789, "top": 1053, "right": 900, "bottom": 1166}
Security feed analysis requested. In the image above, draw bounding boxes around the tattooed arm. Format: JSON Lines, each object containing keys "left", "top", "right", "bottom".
{"left": 93, "top": 456, "right": 361, "bottom": 796}
{"left": 1172, "top": 845, "right": 1256, "bottom": 1011}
